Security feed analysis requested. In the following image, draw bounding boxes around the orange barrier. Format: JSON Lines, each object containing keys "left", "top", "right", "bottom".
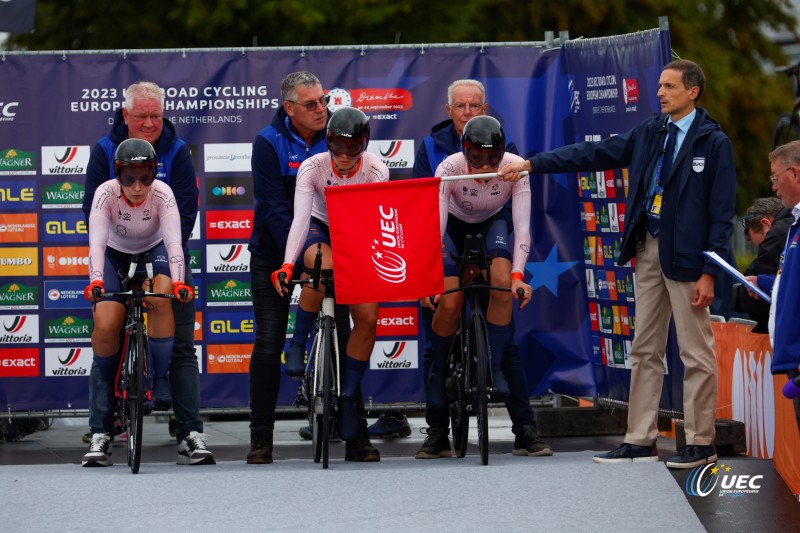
{"left": 712, "top": 322, "right": 800, "bottom": 495}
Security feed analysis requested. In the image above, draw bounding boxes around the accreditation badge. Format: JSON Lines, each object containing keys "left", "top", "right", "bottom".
{"left": 692, "top": 157, "right": 705, "bottom": 172}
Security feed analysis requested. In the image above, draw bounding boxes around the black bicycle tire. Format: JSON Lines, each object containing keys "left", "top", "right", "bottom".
{"left": 128, "top": 322, "right": 145, "bottom": 474}
{"left": 309, "top": 332, "right": 322, "bottom": 464}
{"left": 470, "top": 311, "right": 490, "bottom": 465}
{"left": 448, "top": 331, "right": 469, "bottom": 459}
{"left": 321, "top": 318, "right": 334, "bottom": 469}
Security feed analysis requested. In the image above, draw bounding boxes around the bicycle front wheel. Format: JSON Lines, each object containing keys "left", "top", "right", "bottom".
{"left": 126, "top": 323, "right": 145, "bottom": 474}
{"left": 469, "top": 311, "right": 490, "bottom": 466}
{"left": 311, "top": 317, "right": 335, "bottom": 469}
{"left": 448, "top": 331, "right": 469, "bottom": 458}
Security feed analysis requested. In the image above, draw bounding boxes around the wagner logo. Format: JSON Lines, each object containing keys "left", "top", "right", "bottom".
{"left": 0, "top": 282, "right": 38, "bottom": 310}
{"left": 0, "top": 213, "right": 38, "bottom": 243}
{"left": 0, "top": 148, "right": 36, "bottom": 175}
{"left": 685, "top": 463, "right": 764, "bottom": 498}
{"left": 0, "top": 348, "right": 39, "bottom": 377}
{"left": 190, "top": 249, "right": 202, "bottom": 273}
{"left": 41, "top": 146, "right": 90, "bottom": 175}
{"left": 45, "top": 347, "right": 92, "bottom": 376}
{"left": 206, "top": 210, "right": 254, "bottom": 240}
{"left": 366, "top": 140, "right": 415, "bottom": 169}
{"left": 376, "top": 306, "right": 417, "bottom": 337}
{"left": 0, "top": 179, "right": 36, "bottom": 209}
{"left": 370, "top": 340, "right": 418, "bottom": 370}
{"left": 42, "top": 181, "right": 84, "bottom": 208}
{"left": 43, "top": 212, "right": 88, "bottom": 242}
{"left": 207, "top": 344, "right": 252, "bottom": 374}
{"left": 205, "top": 177, "right": 253, "bottom": 206}
{"left": 207, "top": 278, "right": 252, "bottom": 306}
{"left": 0, "top": 247, "right": 38, "bottom": 276}
{"left": 43, "top": 246, "right": 90, "bottom": 276}
{"left": 371, "top": 205, "right": 407, "bottom": 284}
{"left": 206, "top": 243, "right": 250, "bottom": 273}
{"left": 45, "top": 315, "right": 92, "bottom": 343}
{"left": 1, "top": 314, "right": 39, "bottom": 343}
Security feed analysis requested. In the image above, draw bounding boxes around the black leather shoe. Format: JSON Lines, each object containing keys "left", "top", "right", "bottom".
{"left": 666, "top": 445, "right": 717, "bottom": 469}
{"left": 592, "top": 442, "right": 658, "bottom": 463}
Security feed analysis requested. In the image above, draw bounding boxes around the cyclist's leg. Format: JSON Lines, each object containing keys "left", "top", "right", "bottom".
{"left": 89, "top": 300, "right": 126, "bottom": 436}
{"left": 248, "top": 252, "right": 289, "bottom": 462}
{"left": 145, "top": 272, "right": 176, "bottom": 407}
{"left": 427, "top": 276, "right": 462, "bottom": 415}
{"left": 170, "top": 269, "right": 203, "bottom": 442}
{"left": 485, "top": 218, "right": 514, "bottom": 396}
{"left": 339, "top": 302, "right": 378, "bottom": 441}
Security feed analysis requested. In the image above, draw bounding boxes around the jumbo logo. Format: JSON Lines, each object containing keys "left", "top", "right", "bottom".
{"left": 0, "top": 247, "right": 38, "bottom": 276}
{"left": 371, "top": 205, "right": 407, "bottom": 284}
{"left": 208, "top": 311, "right": 255, "bottom": 342}
{"left": 370, "top": 340, "right": 418, "bottom": 370}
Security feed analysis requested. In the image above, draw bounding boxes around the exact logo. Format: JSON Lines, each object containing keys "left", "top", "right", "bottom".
{"left": 375, "top": 306, "right": 417, "bottom": 337}
{"left": 206, "top": 210, "right": 254, "bottom": 240}
{"left": 685, "top": 463, "right": 764, "bottom": 498}
{"left": 0, "top": 348, "right": 39, "bottom": 377}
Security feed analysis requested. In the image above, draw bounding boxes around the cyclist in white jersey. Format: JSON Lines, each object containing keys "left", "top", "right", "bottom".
{"left": 417, "top": 116, "right": 540, "bottom": 458}
{"left": 271, "top": 107, "right": 390, "bottom": 449}
{"left": 82, "top": 138, "right": 193, "bottom": 467}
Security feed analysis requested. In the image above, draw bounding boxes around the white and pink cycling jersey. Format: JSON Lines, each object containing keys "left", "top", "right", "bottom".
{"left": 88, "top": 179, "right": 185, "bottom": 283}
{"left": 284, "top": 151, "right": 390, "bottom": 265}
{"left": 435, "top": 152, "right": 531, "bottom": 274}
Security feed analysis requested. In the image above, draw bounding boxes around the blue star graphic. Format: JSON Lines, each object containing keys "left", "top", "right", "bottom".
{"left": 525, "top": 244, "right": 579, "bottom": 296}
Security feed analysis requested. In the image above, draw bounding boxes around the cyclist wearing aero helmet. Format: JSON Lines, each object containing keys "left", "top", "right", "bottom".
{"left": 272, "top": 107, "right": 389, "bottom": 460}
{"left": 417, "top": 115, "right": 552, "bottom": 459}
{"left": 81, "top": 138, "right": 193, "bottom": 467}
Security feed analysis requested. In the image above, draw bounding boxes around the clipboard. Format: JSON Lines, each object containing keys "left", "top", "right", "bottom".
{"left": 703, "top": 250, "right": 772, "bottom": 303}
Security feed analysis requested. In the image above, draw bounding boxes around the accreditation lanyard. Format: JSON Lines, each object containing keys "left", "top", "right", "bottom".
{"left": 646, "top": 136, "right": 670, "bottom": 219}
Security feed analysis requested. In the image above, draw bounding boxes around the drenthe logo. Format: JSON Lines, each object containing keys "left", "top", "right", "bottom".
{"left": 685, "top": 463, "right": 763, "bottom": 497}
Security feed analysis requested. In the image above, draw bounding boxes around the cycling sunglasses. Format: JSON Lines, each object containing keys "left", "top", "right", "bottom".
{"left": 117, "top": 173, "right": 156, "bottom": 188}
{"left": 465, "top": 147, "right": 504, "bottom": 169}
{"left": 329, "top": 138, "right": 367, "bottom": 158}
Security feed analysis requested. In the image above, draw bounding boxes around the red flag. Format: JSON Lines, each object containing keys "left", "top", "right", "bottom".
{"left": 325, "top": 177, "right": 444, "bottom": 304}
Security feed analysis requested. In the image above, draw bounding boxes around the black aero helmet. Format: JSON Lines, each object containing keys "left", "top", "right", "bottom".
{"left": 326, "top": 107, "right": 370, "bottom": 157}
{"left": 462, "top": 115, "right": 505, "bottom": 169}
{"left": 113, "top": 138, "right": 157, "bottom": 179}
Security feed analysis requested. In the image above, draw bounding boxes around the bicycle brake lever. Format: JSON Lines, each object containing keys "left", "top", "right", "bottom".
{"left": 516, "top": 288, "right": 525, "bottom": 310}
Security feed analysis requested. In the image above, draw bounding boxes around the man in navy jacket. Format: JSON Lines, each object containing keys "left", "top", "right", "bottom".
{"left": 749, "top": 140, "right": 800, "bottom": 434}
{"left": 500, "top": 59, "right": 735, "bottom": 468}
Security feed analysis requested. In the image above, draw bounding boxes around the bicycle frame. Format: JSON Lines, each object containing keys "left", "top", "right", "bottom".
{"left": 95, "top": 253, "right": 177, "bottom": 474}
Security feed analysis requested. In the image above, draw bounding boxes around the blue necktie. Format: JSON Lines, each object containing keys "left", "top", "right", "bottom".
{"left": 647, "top": 123, "right": 677, "bottom": 238}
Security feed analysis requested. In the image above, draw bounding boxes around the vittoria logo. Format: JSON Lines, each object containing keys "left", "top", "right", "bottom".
{"left": 371, "top": 205, "right": 407, "bottom": 284}
{"left": 366, "top": 140, "right": 415, "bottom": 169}
{"left": 45, "top": 347, "right": 92, "bottom": 376}
{"left": 206, "top": 244, "right": 250, "bottom": 272}
{"left": 0, "top": 314, "right": 39, "bottom": 343}
{"left": 370, "top": 340, "right": 418, "bottom": 369}
{"left": 41, "top": 146, "right": 90, "bottom": 175}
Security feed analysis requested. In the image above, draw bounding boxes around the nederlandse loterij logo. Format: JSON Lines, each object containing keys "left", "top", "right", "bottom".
{"left": 371, "top": 205, "right": 407, "bottom": 284}
{"left": 685, "top": 463, "right": 764, "bottom": 498}
{"left": 0, "top": 148, "right": 36, "bottom": 175}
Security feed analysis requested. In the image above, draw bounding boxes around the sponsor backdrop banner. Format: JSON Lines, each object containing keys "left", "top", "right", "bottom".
{"left": 0, "top": 30, "right": 668, "bottom": 411}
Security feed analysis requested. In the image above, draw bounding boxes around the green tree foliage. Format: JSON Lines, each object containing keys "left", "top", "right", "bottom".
{"left": 4, "top": 0, "right": 798, "bottom": 211}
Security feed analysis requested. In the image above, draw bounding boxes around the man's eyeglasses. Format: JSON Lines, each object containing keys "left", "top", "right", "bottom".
{"left": 287, "top": 95, "right": 330, "bottom": 112}
{"left": 769, "top": 166, "right": 793, "bottom": 184}
{"left": 449, "top": 102, "right": 485, "bottom": 113}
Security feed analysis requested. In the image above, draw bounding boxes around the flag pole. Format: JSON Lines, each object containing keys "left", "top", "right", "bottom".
{"left": 438, "top": 171, "right": 529, "bottom": 181}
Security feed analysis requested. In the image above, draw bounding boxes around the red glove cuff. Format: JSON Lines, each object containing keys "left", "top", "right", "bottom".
{"left": 271, "top": 263, "right": 294, "bottom": 286}
{"left": 173, "top": 281, "right": 194, "bottom": 301}
{"left": 511, "top": 272, "right": 524, "bottom": 282}
{"left": 84, "top": 280, "right": 104, "bottom": 301}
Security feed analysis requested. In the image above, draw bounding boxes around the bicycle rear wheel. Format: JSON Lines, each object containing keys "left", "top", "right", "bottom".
{"left": 469, "top": 311, "right": 490, "bottom": 465}
{"left": 127, "top": 323, "right": 145, "bottom": 474}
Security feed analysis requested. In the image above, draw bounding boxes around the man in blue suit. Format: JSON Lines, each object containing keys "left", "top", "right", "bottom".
{"left": 499, "top": 59, "right": 735, "bottom": 469}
